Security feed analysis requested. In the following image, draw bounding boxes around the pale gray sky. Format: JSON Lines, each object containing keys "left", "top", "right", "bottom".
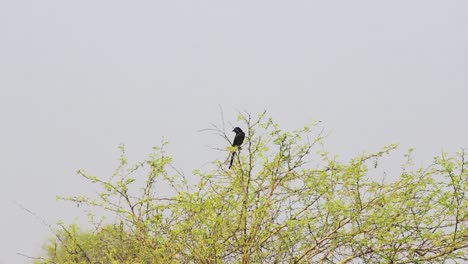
{"left": 1, "top": 1, "right": 467, "bottom": 263}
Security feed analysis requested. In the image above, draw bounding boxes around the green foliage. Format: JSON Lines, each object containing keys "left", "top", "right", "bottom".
{"left": 37, "top": 113, "right": 468, "bottom": 263}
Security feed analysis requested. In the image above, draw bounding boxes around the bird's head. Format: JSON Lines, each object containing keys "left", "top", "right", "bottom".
{"left": 233, "top": 127, "right": 242, "bottom": 133}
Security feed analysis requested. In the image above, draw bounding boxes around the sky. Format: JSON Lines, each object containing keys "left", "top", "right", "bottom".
{"left": 1, "top": 0, "right": 467, "bottom": 263}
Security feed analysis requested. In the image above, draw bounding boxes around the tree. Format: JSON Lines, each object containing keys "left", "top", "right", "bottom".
{"left": 36, "top": 112, "right": 467, "bottom": 263}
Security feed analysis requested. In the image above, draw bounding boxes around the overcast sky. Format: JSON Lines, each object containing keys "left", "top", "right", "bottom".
{"left": 1, "top": 1, "right": 467, "bottom": 263}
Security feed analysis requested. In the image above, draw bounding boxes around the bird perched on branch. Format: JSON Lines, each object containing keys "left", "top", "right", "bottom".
{"left": 229, "top": 127, "right": 245, "bottom": 169}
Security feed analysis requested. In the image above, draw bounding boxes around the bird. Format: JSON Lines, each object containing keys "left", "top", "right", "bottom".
{"left": 229, "top": 127, "right": 245, "bottom": 169}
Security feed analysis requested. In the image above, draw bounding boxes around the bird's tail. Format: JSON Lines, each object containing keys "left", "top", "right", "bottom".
{"left": 229, "top": 151, "right": 236, "bottom": 169}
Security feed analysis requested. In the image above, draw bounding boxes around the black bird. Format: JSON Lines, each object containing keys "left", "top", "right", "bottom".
{"left": 229, "top": 127, "right": 245, "bottom": 169}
